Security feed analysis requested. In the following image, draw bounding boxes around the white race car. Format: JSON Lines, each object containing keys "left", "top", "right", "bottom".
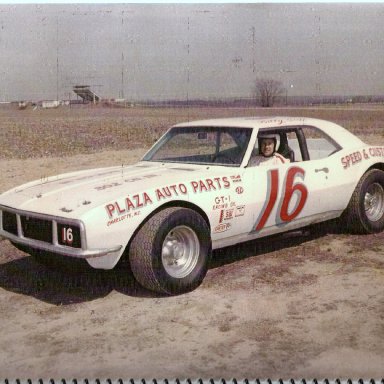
{"left": 1, "top": 117, "right": 383, "bottom": 294}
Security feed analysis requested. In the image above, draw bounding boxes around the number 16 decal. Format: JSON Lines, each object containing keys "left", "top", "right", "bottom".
{"left": 254, "top": 166, "right": 308, "bottom": 231}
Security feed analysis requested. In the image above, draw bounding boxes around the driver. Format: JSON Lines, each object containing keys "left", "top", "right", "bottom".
{"left": 249, "top": 133, "right": 290, "bottom": 166}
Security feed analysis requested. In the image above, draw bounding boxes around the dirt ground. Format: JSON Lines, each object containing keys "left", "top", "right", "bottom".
{"left": 0, "top": 148, "right": 383, "bottom": 379}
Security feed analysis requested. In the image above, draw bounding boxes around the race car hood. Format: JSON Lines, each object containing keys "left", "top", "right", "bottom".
{"left": 0, "top": 161, "right": 228, "bottom": 218}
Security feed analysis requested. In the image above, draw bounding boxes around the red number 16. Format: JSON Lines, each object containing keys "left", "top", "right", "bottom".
{"left": 255, "top": 166, "right": 308, "bottom": 231}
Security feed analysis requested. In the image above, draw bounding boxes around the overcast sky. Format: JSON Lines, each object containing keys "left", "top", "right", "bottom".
{"left": 0, "top": 3, "right": 383, "bottom": 101}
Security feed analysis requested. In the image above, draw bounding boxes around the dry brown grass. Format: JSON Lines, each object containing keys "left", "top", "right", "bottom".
{"left": 1, "top": 103, "right": 384, "bottom": 159}
{"left": 0, "top": 103, "right": 384, "bottom": 377}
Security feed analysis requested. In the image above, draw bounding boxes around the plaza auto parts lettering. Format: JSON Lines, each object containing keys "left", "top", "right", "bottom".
{"left": 105, "top": 176, "right": 233, "bottom": 224}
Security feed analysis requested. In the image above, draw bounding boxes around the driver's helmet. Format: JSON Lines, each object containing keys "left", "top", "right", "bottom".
{"left": 257, "top": 133, "right": 279, "bottom": 155}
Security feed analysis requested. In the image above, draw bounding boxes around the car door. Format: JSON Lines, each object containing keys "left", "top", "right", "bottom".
{"left": 245, "top": 126, "right": 346, "bottom": 237}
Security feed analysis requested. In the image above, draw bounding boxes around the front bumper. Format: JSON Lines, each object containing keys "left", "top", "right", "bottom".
{"left": 0, "top": 205, "right": 122, "bottom": 259}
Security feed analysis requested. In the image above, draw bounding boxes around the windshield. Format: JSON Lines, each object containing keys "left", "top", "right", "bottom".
{"left": 143, "top": 126, "right": 252, "bottom": 167}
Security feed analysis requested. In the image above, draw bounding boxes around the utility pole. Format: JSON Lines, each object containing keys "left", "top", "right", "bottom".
{"left": 186, "top": 16, "right": 190, "bottom": 120}
{"left": 121, "top": 11, "right": 125, "bottom": 100}
{"left": 56, "top": 15, "right": 59, "bottom": 101}
{"left": 251, "top": 26, "right": 256, "bottom": 73}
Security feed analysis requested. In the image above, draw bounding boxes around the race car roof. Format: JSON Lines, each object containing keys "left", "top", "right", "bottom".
{"left": 173, "top": 116, "right": 364, "bottom": 148}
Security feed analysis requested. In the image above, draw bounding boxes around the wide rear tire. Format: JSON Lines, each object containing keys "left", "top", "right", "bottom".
{"left": 129, "top": 207, "right": 211, "bottom": 295}
{"left": 343, "top": 169, "right": 384, "bottom": 234}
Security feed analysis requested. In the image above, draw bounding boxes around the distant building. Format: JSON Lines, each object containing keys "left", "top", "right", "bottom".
{"left": 18, "top": 101, "right": 28, "bottom": 110}
{"left": 42, "top": 100, "right": 60, "bottom": 109}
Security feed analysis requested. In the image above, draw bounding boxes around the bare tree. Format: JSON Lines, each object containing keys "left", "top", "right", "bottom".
{"left": 253, "top": 78, "right": 284, "bottom": 107}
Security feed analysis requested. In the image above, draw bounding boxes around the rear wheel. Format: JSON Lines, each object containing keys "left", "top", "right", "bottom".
{"left": 343, "top": 169, "right": 384, "bottom": 233}
{"left": 129, "top": 207, "right": 211, "bottom": 295}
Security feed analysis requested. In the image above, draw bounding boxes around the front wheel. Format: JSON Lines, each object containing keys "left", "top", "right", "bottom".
{"left": 129, "top": 207, "right": 211, "bottom": 295}
{"left": 342, "top": 169, "right": 384, "bottom": 233}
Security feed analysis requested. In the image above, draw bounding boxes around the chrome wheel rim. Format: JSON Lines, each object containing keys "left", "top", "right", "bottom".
{"left": 364, "top": 182, "right": 384, "bottom": 222}
{"left": 161, "top": 226, "right": 200, "bottom": 278}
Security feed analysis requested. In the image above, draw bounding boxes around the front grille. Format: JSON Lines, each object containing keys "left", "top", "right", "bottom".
{"left": 2, "top": 211, "right": 18, "bottom": 235}
{"left": 21, "top": 216, "right": 53, "bottom": 243}
{"left": 1, "top": 207, "right": 84, "bottom": 251}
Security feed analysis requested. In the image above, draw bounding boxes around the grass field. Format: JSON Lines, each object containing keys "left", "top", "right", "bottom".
{"left": 1, "top": 103, "right": 384, "bottom": 159}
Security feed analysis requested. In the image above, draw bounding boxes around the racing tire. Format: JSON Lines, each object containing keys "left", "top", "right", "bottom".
{"left": 129, "top": 207, "right": 211, "bottom": 295}
{"left": 343, "top": 169, "right": 384, "bottom": 234}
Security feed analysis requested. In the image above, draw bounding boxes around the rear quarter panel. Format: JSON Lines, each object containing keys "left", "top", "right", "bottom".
{"left": 337, "top": 144, "right": 384, "bottom": 201}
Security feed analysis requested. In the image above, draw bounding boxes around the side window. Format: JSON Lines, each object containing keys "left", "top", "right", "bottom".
{"left": 302, "top": 126, "right": 341, "bottom": 160}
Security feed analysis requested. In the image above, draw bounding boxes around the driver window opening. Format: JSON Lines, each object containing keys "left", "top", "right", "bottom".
{"left": 249, "top": 130, "right": 302, "bottom": 166}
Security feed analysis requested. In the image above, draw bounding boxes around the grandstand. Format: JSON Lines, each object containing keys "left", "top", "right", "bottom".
{"left": 73, "top": 85, "right": 100, "bottom": 103}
